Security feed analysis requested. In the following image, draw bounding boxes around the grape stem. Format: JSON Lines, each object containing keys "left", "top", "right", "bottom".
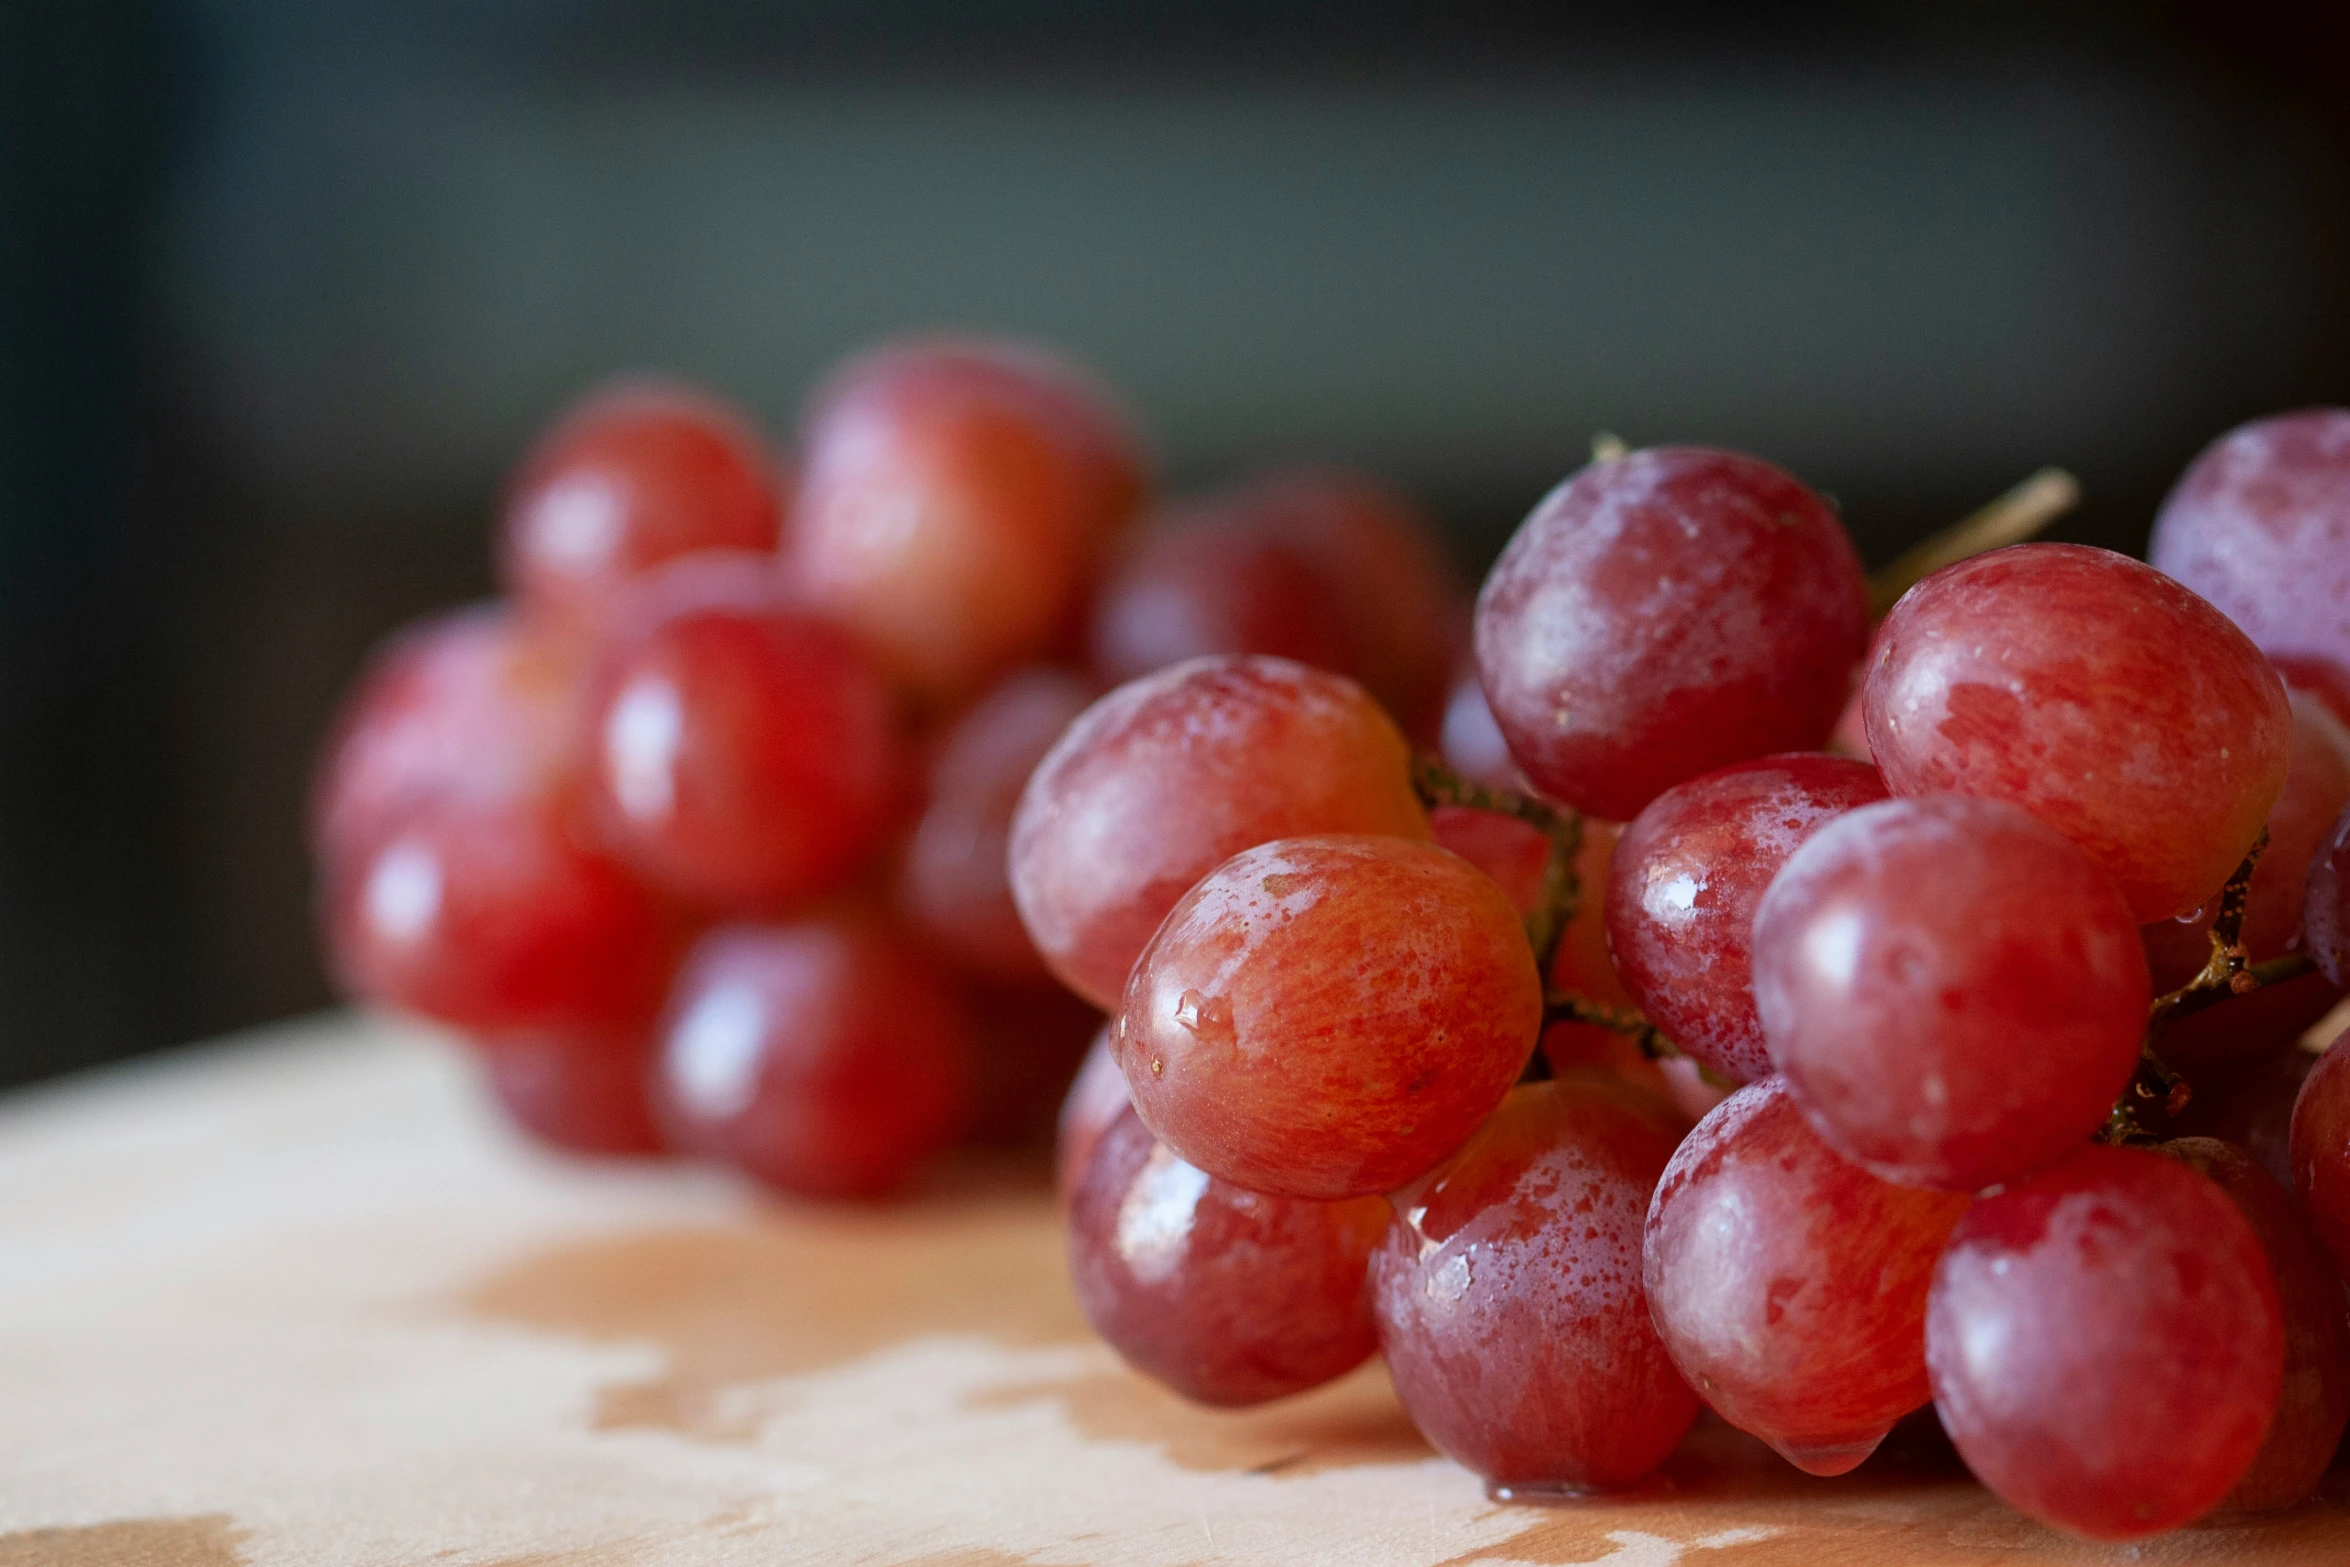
{"left": 1410, "top": 755, "right": 1584, "bottom": 979}
{"left": 1866, "top": 468, "right": 2080, "bottom": 617}
{"left": 2102, "top": 833, "right": 2315, "bottom": 1144}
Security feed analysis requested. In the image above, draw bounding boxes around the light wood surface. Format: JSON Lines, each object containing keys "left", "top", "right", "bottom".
{"left": 5, "top": 1013, "right": 2350, "bottom": 1566}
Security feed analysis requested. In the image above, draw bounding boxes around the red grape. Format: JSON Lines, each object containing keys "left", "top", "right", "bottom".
{"left": 1474, "top": 447, "right": 1867, "bottom": 821}
{"left": 2149, "top": 409, "right": 2350, "bottom": 721}
{"left": 1067, "top": 1106, "right": 1388, "bottom": 1406}
{"left": 1373, "top": 1078, "right": 1699, "bottom": 1495}
{"left": 1925, "top": 1144, "right": 2283, "bottom": 1540}
{"left": 2160, "top": 1137, "right": 2350, "bottom": 1512}
{"left": 586, "top": 555, "right": 900, "bottom": 912}
{"left": 312, "top": 604, "right": 586, "bottom": 870}
{"left": 960, "top": 980, "right": 1102, "bottom": 1149}
{"left": 1607, "top": 754, "right": 1887, "bottom": 1084}
{"left": 1752, "top": 795, "right": 2149, "bottom": 1191}
{"left": 326, "top": 791, "right": 676, "bottom": 1033}
{"left": 1242, "top": 468, "right": 1465, "bottom": 740}
{"left": 1116, "top": 834, "right": 1538, "bottom": 1200}
{"left": 2165, "top": 1019, "right": 2321, "bottom": 1192}
{"left": 1437, "top": 658, "right": 1521, "bottom": 789}
{"left": 899, "top": 667, "right": 1095, "bottom": 983}
{"left": 2144, "top": 689, "right": 2350, "bottom": 990}
{"left": 2289, "top": 1031, "right": 2350, "bottom": 1272}
{"left": 784, "top": 337, "right": 1145, "bottom": 705}
{"left": 1086, "top": 504, "right": 1356, "bottom": 688}
{"left": 500, "top": 377, "right": 782, "bottom": 633}
{"left": 1864, "top": 543, "right": 2293, "bottom": 921}
{"left": 654, "top": 915, "right": 970, "bottom": 1199}
{"left": 479, "top": 1026, "right": 665, "bottom": 1157}
{"left": 1056, "top": 1025, "right": 1128, "bottom": 1200}
{"left": 1644, "top": 1078, "right": 1968, "bottom": 1475}
{"left": 2308, "top": 800, "right": 2350, "bottom": 987}
{"left": 1009, "top": 656, "right": 1430, "bottom": 1010}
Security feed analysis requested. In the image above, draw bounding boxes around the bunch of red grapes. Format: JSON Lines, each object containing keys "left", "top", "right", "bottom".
{"left": 1037, "top": 418, "right": 2350, "bottom": 1542}
{"left": 314, "top": 333, "right": 2350, "bottom": 1541}
{"left": 313, "top": 335, "right": 1462, "bottom": 1191}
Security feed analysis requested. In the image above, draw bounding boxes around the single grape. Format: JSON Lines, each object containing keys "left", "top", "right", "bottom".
{"left": 325, "top": 792, "right": 677, "bottom": 1033}
{"left": 2308, "top": 800, "right": 2350, "bottom": 986}
{"left": 1752, "top": 795, "right": 2148, "bottom": 1191}
{"left": 2160, "top": 1137, "right": 2350, "bottom": 1513}
{"left": 655, "top": 916, "right": 970, "bottom": 1199}
{"left": 1116, "top": 834, "right": 1539, "bottom": 1200}
{"left": 2149, "top": 409, "right": 2350, "bottom": 723}
{"left": 960, "top": 979, "right": 1102, "bottom": 1149}
{"left": 312, "top": 604, "right": 586, "bottom": 871}
{"left": 1437, "top": 658, "right": 1522, "bottom": 789}
{"left": 1056, "top": 1025, "right": 1128, "bottom": 1200}
{"left": 1644, "top": 1078, "right": 1968, "bottom": 1475}
{"left": 1008, "top": 655, "right": 1429, "bottom": 1010}
{"left": 1607, "top": 753, "right": 1887, "bottom": 1084}
{"left": 2164, "top": 1018, "right": 2321, "bottom": 1192}
{"left": 1241, "top": 467, "right": 1465, "bottom": 741}
{"left": 586, "top": 554, "right": 900, "bottom": 912}
{"left": 899, "top": 667, "right": 1096, "bottom": 983}
{"left": 1373, "top": 1078, "right": 1699, "bottom": 1496}
{"left": 1474, "top": 447, "right": 1867, "bottom": 821}
{"left": 784, "top": 336, "right": 1145, "bottom": 704}
{"left": 1067, "top": 1106, "right": 1389, "bottom": 1406}
{"left": 2289, "top": 1031, "right": 2350, "bottom": 1272}
{"left": 1926, "top": 1144, "right": 2283, "bottom": 1541}
{"left": 479, "top": 1025, "right": 665, "bottom": 1157}
{"left": 2143, "top": 689, "right": 2350, "bottom": 991}
{"left": 1864, "top": 543, "right": 2292, "bottom": 921}
{"left": 500, "top": 377, "right": 782, "bottom": 633}
{"left": 1086, "top": 505, "right": 1357, "bottom": 689}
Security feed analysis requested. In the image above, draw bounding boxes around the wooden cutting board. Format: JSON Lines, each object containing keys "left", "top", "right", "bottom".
{"left": 5, "top": 1013, "right": 2349, "bottom": 1566}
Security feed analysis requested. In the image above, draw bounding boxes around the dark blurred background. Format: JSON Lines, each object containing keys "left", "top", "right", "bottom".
{"left": 2, "top": 0, "right": 2346, "bottom": 1086}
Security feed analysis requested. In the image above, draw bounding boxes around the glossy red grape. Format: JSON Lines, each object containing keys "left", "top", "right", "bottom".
{"left": 2309, "top": 801, "right": 2350, "bottom": 987}
{"left": 1607, "top": 754, "right": 1887, "bottom": 1084}
{"left": 500, "top": 377, "right": 782, "bottom": 632}
{"left": 1068, "top": 1106, "right": 1389, "bottom": 1406}
{"left": 1864, "top": 543, "right": 2293, "bottom": 921}
{"left": 899, "top": 667, "right": 1095, "bottom": 983}
{"left": 2149, "top": 409, "right": 2350, "bottom": 720}
{"left": 1116, "top": 834, "right": 1539, "bottom": 1200}
{"left": 326, "top": 792, "right": 676, "bottom": 1033}
{"left": 2144, "top": 690, "right": 2350, "bottom": 991}
{"left": 1373, "top": 1078, "right": 1699, "bottom": 1495}
{"left": 1474, "top": 447, "right": 1867, "bottom": 821}
{"left": 1753, "top": 795, "right": 2148, "bottom": 1191}
{"left": 2289, "top": 1030, "right": 2350, "bottom": 1271}
{"left": 784, "top": 337, "right": 1145, "bottom": 705}
{"left": 2160, "top": 1137, "right": 2350, "bottom": 1513}
{"left": 1926, "top": 1144, "right": 2283, "bottom": 1540}
{"left": 479, "top": 1026, "right": 665, "bottom": 1157}
{"left": 586, "top": 555, "right": 900, "bottom": 912}
{"left": 312, "top": 604, "right": 586, "bottom": 870}
{"left": 1242, "top": 468, "right": 1465, "bottom": 740}
{"left": 1645, "top": 1078, "right": 1968, "bottom": 1475}
{"left": 1056, "top": 1025, "right": 1128, "bottom": 1200}
{"left": 1086, "top": 504, "right": 1356, "bottom": 688}
{"left": 1009, "top": 656, "right": 1430, "bottom": 1010}
{"left": 654, "top": 916, "right": 970, "bottom": 1199}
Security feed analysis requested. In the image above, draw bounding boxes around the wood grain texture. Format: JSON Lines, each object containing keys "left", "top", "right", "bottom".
{"left": 3, "top": 1012, "right": 2349, "bottom": 1565}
